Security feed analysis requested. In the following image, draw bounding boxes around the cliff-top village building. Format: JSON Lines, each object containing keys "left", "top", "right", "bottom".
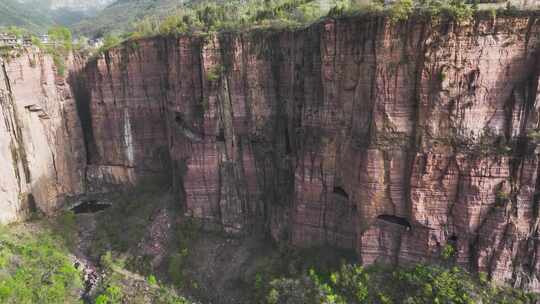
{"left": 0, "top": 33, "right": 33, "bottom": 48}
{"left": 0, "top": 33, "right": 18, "bottom": 47}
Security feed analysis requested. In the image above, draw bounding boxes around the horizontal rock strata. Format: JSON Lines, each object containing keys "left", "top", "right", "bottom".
{"left": 2, "top": 14, "right": 540, "bottom": 291}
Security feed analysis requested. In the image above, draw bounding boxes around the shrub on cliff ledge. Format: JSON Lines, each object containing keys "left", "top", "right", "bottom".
{"left": 389, "top": 0, "right": 414, "bottom": 22}
{"left": 99, "top": 34, "right": 121, "bottom": 53}
{"left": 206, "top": 64, "right": 223, "bottom": 82}
{"left": 438, "top": 0, "right": 473, "bottom": 21}
{"left": 528, "top": 129, "right": 540, "bottom": 144}
{"left": 390, "top": 0, "right": 472, "bottom": 23}
{"left": 441, "top": 244, "right": 456, "bottom": 260}
{"left": 42, "top": 26, "right": 73, "bottom": 77}
{"left": 158, "top": 15, "right": 192, "bottom": 36}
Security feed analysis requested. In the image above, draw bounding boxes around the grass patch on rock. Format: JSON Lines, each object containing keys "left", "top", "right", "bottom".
{"left": 0, "top": 224, "right": 83, "bottom": 304}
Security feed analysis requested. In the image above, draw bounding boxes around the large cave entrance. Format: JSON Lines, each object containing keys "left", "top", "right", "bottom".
{"left": 71, "top": 200, "right": 111, "bottom": 214}
{"left": 377, "top": 214, "right": 412, "bottom": 230}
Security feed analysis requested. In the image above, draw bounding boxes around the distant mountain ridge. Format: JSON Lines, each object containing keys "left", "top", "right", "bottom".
{"left": 48, "top": 0, "right": 115, "bottom": 10}
{"left": 14, "top": 0, "right": 115, "bottom": 11}
{"left": 72, "top": 0, "right": 189, "bottom": 37}
{"left": 0, "top": 0, "right": 115, "bottom": 33}
{"left": 0, "top": 0, "right": 185, "bottom": 35}
{"left": 0, "top": 0, "right": 54, "bottom": 32}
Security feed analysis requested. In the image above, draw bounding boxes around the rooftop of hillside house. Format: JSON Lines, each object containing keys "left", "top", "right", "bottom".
{"left": 0, "top": 33, "right": 32, "bottom": 47}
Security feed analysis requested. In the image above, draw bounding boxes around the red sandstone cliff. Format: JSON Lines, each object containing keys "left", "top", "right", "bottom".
{"left": 0, "top": 51, "right": 86, "bottom": 222}
{"left": 78, "top": 14, "right": 540, "bottom": 290}
{"left": 1, "top": 13, "right": 539, "bottom": 291}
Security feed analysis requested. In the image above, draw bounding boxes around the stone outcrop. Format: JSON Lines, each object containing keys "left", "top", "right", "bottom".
{"left": 2, "top": 13, "right": 540, "bottom": 291}
{"left": 0, "top": 51, "right": 86, "bottom": 223}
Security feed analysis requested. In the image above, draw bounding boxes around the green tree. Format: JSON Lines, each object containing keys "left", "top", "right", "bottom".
{"left": 101, "top": 34, "right": 121, "bottom": 52}
{"left": 95, "top": 284, "right": 123, "bottom": 304}
{"left": 389, "top": 0, "right": 414, "bottom": 22}
{"left": 159, "top": 15, "right": 186, "bottom": 35}
{"left": 48, "top": 26, "right": 72, "bottom": 51}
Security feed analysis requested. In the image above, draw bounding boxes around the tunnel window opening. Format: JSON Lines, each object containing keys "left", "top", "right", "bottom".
{"left": 449, "top": 235, "right": 458, "bottom": 242}
{"left": 333, "top": 186, "right": 349, "bottom": 199}
{"left": 284, "top": 127, "right": 292, "bottom": 155}
{"left": 216, "top": 128, "right": 225, "bottom": 142}
{"left": 175, "top": 114, "right": 182, "bottom": 123}
{"left": 377, "top": 214, "right": 411, "bottom": 230}
{"left": 467, "top": 69, "right": 479, "bottom": 91}
{"left": 174, "top": 113, "right": 185, "bottom": 127}
{"left": 250, "top": 136, "right": 264, "bottom": 145}
{"left": 71, "top": 200, "right": 111, "bottom": 214}
{"left": 27, "top": 194, "right": 37, "bottom": 214}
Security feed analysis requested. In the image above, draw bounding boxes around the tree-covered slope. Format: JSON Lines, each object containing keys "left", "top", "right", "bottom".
{"left": 72, "top": 0, "right": 189, "bottom": 37}
{"left": 0, "top": 0, "right": 54, "bottom": 32}
{"left": 0, "top": 0, "right": 107, "bottom": 33}
{"left": 72, "top": 0, "right": 337, "bottom": 37}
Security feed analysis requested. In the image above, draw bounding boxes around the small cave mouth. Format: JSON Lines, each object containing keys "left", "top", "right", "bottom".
{"left": 448, "top": 234, "right": 458, "bottom": 244}
{"left": 333, "top": 186, "right": 349, "bottom": 199}
{"left": 216, "top": 128, "right": 225, "bottom": 142}
{"left": 27, "top": 193, "right": 37, "bottom": 214}
{"left": 71, "top": 200, "right": 111, "bottom": 214}
{"left": 174, "top": 113, "right": 183, "bottom": 124}
{"left": 377, "top": 214, "right": 412, "bottom": 230}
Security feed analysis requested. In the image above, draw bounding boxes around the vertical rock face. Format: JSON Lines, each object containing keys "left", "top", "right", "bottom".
{"left": 79, "top": 14, "right": 540, "bottom": 289}
{"left": 0, "top": 51, "right": 86, "bottom": 222}
{"left": 1, "top": 14, "right": 540, "bottom": 291}
{"left": 79, "top": 44, "right": 171, "bottom": 192}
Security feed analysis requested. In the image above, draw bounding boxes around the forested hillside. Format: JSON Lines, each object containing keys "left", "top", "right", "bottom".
{"left": 72, "top": 0, "right": 340, "bottom": 37}
{"left": 0, "top": 0, "right": 54, "bottom": 32}
{"left": 0, "top": 0, "right": 107, "bottom": 33}
{"left": 72, "top": 0, "right": 194, "bottom": 37}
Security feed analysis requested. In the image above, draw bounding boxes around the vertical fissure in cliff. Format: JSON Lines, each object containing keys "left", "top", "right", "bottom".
{"left": 404, "top": 19, "right": 431, "bottom": 226}
{"left": 70, "top": 64, "right": 96, "bottom": 165}
{"left": 2, "top": 61, "right": 31, "bottom": 184}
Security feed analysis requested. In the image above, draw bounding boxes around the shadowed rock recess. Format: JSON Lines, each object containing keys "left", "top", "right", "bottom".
{"left": 2, "top": 14, "right": 540, "bottom": 290}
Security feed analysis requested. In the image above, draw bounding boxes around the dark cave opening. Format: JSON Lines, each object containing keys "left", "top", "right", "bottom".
{"left": 333, "top": 186, "right": 349, "bottom": 199}
{"left": 377, "top": 214, "right": 412, "bottom": 230}
{"left": 216, "top": 128, "right": 225, "bottom": 142}
{"left": 175, "top": 114, "right": 183, "bottom": 124}
{"left": 71, "top": 200, "right": 111, "bottom": 214}
{"left": 27, "top": 193, "right": 37, "bottom": 214}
